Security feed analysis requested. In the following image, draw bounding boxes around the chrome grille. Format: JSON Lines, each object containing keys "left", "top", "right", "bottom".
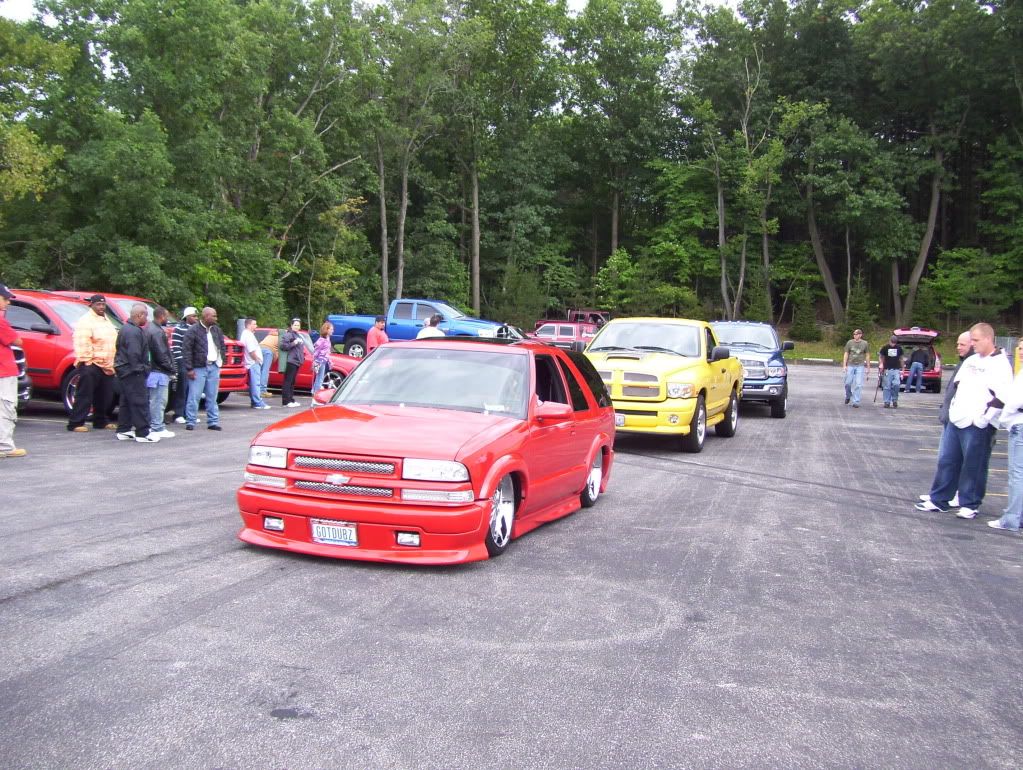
{"left": 739, "top": 358, "right": 766, "bottom": 379}
{"left": 623, "top": 372, "right": 658, "bottom": 382}
{"left": 294, "top": 481, "right": 393, "bottom": 497}
{"left": 294, "top": 456, "right": 395, "bottom": 474}
{"left": 597, "top": 370, "right": 612, "bottom": 380}
{"left": 622, "top": 386, "right": 660, "bottom": 398}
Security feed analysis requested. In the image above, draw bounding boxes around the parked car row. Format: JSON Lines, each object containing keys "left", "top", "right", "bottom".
{"left": 253, "top": 328, "right": 359, "bottom": 392}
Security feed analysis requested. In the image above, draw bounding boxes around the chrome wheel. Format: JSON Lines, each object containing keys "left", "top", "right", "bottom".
{"left": 485, "top": 474, "right": 516, "bottom": 556}
{"left": 323, "top": 370, "right": 345, "bottom": 389}
{"left": 581, "top": 451, "right": 603, "bottom": 508}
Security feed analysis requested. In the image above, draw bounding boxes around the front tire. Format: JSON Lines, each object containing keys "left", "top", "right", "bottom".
{"left": 216, "top": 392, "right": 230, "bottom": 404}
{"left": 716, "top": 390, "right": 738, "bottom": 437}
{"left": 580, "top": 451, "right": 603, "bottom": 508}
{"left": 60, "top": 367, "right": 81, "bottom": 415}
{"left": 343, "top": 335, "right": 367, "bottom": 358}
{"left": 681, "top": 395, "right": 706, "bottom": 453}
{"left": 485, "top": 474, "right": 517, "bottom": 557}
{"left": 323, "top": 370, "right": 346, "bottom": 389}
{"left": 770, "top": 388, "right": 787, "bottom": 418}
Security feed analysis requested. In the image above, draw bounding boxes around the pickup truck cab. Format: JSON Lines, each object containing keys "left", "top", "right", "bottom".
{"left": 585, "top": 317, "right": 743, "bottom": 453}
{"left": 328, "top": 299, "right": 511, "bottom": 358}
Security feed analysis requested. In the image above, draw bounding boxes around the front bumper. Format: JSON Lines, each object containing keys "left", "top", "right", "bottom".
{"left": 740, "top": 378, "right": 786, "bottom": 403}
{"left": 611, "top": 397, "right": 697, "bottom": 435}
{"left": 237, "top": 486, "right": 492, "bottom": 564}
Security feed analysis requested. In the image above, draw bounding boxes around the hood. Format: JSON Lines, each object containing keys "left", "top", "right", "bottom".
{"left": 253, "top": 403, "right": 517, "bottom": 460}
{"left": 448, "top": 316, "right": 504, "bottom": 333}
{"left": 586, "top": 350, "right": 707, "bottom": 377}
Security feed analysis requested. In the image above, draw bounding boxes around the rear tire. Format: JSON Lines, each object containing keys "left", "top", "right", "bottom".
{"left": 580, "top": 451, "right": 603, "bottom": 508}
{"left": 323, "top": 370, "right": 346, "bottom": 389}
{"left": 60, "top": 367, "right": 81, "bottom": 415}
{"left": 216, "top": 392, "right": 230, "bottom": 404}
{"left": 343, "top": 335, "right": 367, "bottom": 358}
{"left": 681, "top": 395, "right": 706, "bottom": 453}
{"left": 932, "top": 379, "right": 941, "bottom": 394}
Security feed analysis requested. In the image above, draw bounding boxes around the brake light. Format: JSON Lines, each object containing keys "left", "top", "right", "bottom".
{"left": 934, "top": 354, "right": 941, "bottom": 369}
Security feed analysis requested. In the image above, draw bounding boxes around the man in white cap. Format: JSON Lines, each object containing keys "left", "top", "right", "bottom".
{"left": 169, "top": 306, "right": 198, "bottom": 423}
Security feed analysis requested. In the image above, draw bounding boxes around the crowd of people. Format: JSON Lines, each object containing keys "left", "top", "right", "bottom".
{"left": 841, "top": 324, "right": 1022, "bottom": 533}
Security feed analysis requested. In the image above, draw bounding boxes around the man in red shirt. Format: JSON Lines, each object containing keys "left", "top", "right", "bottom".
{"left": 0, "top": 283, "right": 27, "bottom": 458}
{"left": 367, "top": 315, "right": 389, "bottom": 355}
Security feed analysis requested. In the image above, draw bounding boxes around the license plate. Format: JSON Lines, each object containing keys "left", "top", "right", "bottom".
{"left": 310, "top": 518, "right": 358, "bottom": 547}
{"left": 615, "top": 413, "right": 625, "bottom": 427}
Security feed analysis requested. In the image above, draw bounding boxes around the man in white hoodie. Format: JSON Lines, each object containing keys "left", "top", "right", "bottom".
{"left": 915, "top": 323, "right": 1013, "bottom": 519}
{"left": 988, "top": 350, "right": 1023, "bottom": 531}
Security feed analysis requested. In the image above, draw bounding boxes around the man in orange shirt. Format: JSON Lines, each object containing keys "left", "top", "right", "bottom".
{"left": 367, "top": 315, "right": 388, "bottom": 355}
{"left": 67, "top": 294, "right": 119, "bottom": 432}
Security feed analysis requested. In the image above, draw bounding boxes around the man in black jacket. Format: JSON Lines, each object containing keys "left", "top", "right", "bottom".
{"left": 145, "top": 306, "right": 176, "bottom": 439}
{"left": 114, "top": 304, "right": 157, "bottom": 442}
{"left": 181, "top": 306, "right": 227, "bottom": 431}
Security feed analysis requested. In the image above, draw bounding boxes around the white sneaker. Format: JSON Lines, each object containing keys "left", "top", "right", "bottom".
{"left": 135, "top": 433, "right": 160, "bottom": 443}
{"left": 253, "top": 404, "right": 272, "bottom": 410}
{"left": 918, "top": 494, "right": 930, "bottom": 503}
{"left": 115, "top": 431, "right": 136, "bottom": 441}
{"left": 988, "top": 520, "right": 1018, "bottom": 531}
{"left": 286, "top": 401, "right": 301, "bottom": 408}
{"left": 152, "top": 429, "right": 176, "bottom": 438}
{"left": 950, "top": 493, "right": 960, "bottom": 507}
{"left": 174, "top": 416, "right": 186, "bottom": 424}
{"left": 914, "top": 500, "right": 947, "bottom": 513}
{"left": 955, "top": 506, "right": 977, "bottom": 519}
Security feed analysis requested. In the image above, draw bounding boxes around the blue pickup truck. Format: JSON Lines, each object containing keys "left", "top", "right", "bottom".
{"left": 328, "top": 299, "right": 514, "bottom": 357}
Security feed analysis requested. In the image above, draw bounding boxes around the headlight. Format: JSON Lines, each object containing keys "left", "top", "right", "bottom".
{"left": 476, "top": 328, "right": 497, "bottom": 338}
{"left": 766, "top": 366, "right": 786, "bottom": 377}
{"left": 249, "top": 445, "right": 287, "bottom": 468}
{"left": 403, "top": 458, "right": 470, "bottom": 482}
{"left": 667, "top": 382, "right": 695, "bottom": 399}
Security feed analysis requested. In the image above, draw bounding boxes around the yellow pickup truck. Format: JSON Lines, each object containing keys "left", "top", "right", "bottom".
{"left": 584, "top": 317, "right": 743, "bottom": 452}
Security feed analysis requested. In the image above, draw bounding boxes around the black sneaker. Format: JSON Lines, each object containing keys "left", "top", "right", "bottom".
{"left": 844, "top": 397, "right": 850, "bottom": 404}
{"left": 892, "top": 402, "right": 898, "bottom": 409}
{"left": 208, "top": 425, "right": 222, "bottom": 431}
{"left": 186, "top": 424, "right": 195, "bottom": 431}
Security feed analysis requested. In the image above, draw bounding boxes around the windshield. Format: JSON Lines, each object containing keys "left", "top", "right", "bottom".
{"left": 49, "top": 300, "right": 122, "bottom": 329}
{"left": 588, "top": 322, "right": 702, "bottom": 357}
{"left": 333, "top": 346, "right": 529, "bottom": 418}
{"left": 432, "top": 302, "right": 464, "bottom": 320}
{"left": 711, "top": 323, "right": 779, "bottom": 349}
{"left": 106, "top": 298, "right": 176, "bottom": 324}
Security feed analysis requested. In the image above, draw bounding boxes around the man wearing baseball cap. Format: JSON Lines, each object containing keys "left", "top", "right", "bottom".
{"left": 67, "top": 293, "right": 119, "bottom": 432}
{"left": 168, "top": 306, "right": 199, "bottom": 423}
{"left": 0, "top": 283, "right": 27, "bottom": 457}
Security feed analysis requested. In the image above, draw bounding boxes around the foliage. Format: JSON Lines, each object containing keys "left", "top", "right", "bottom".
{"left": 788, "top": 286, "right": 821, "bottom": 342}
{"left": 836, "top": 271, "right": 878, "bottom": 343}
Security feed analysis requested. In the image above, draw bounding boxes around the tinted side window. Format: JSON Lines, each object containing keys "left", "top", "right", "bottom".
{"left": 393, "top": 302, "right": 413, "bottom": 320}
{"left": 7, "top": 302, "right": 48, "bottom": 331}
{"left": 556, "top": 357, "right": 589, "bottom": 412}
{"left": 414, "top": 304, "right": 435, "bottom": 321}
{"left": 567, "top": 350, "right": 611, "bottom": 408}
{"left": 705, "top": 328, "right": 715, "bottom": 359}
{"left": 559, "top": 325, "right": 574, "bottom": 337}
{"left": 534, "top": 354, "right": 569, "bottom": 405}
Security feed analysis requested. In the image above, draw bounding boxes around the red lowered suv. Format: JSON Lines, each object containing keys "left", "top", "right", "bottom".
{"left": 895, "top": 326, "right": 942, "bottom": 393}
{"left": 237, "top": 338, "right": 615, "bottom": 565}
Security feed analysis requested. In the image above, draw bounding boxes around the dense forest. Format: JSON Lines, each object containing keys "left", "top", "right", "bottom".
{"left": 1, "top": 0, "right": 1021, "bottom": 337}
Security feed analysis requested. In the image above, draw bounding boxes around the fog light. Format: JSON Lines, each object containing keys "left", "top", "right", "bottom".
{"left": 768, "top": 386, "right": 779, "bottom": 395}
{"left": 263, "top": 516, "right": 285, "bottom": 531}
{"left": 245, "top": 471, "right": 286, "bottom": 489}
{"left": 402, "top": 489, "right": 474, "bottom": 503}
{"left": 396, "top": 531, "right": 421, "bottom": 547}
{"left": 668, "top": 414, "right": 679, "bottom": 425}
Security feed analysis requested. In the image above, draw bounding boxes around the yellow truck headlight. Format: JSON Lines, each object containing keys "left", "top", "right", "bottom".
{"left": 667, "top": 382, "right": 694, "bottom": 399}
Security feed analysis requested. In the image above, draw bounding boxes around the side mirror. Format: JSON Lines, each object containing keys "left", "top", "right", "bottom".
{"left": 711, "top": 346, "right": 730, "bottom": 362}
{"left": 313, "top": 388, "right": 336, "bottom": 406}
{"left": 30, "top": 322, "right": 58, "bottom": 335}
{"left": 783, "top": 341, "right": 795, "bottom": 351}
{"left": 535, "top": 400, "right": 573, "bottom": 422}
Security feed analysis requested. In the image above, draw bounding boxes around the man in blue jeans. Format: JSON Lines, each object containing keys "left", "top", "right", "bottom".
{"left": 842, "top": 329, "right": 870, "bottom": 407}
{"left": 916, "top": 323, "right": 1013, "bottom": 519}
{"left": 181, "top": 306, "right": 226, "bottom": 431}
{"left": 878, "top": 335, "right": 904, "bottom": 408}
{"left": 907, "top": 347, "right": 929, "bottom": 393}
{"left": 989, "top": 361, "right": 1023, "bottom": 531}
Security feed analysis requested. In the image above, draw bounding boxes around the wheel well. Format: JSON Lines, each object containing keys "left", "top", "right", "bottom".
{"left": 345, "top": 330, "right": 366, "bottom": 341}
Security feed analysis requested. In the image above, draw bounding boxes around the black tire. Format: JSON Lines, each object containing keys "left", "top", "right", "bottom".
{"left": 60, "top": 367, "right": 80, "bottom": 415}
{"left": 580, "top": 451, "right": 603, "bottom": 508}
{"left": 343, "top": 335, "right": 367, "bottom": 358}
{"left": 770, "top": 389, "right": 787, "bottom": 418}
{"left": 716, "top": 390, "right": 739, "bottom": 437}
{"left": 323, "top": 370, "right": 346, "bottom": 389}
{"left": 681, "top": 395, "right": 706, "bottom": 453}
{"left": 216, "top": 392, "right": 230, "bottom": 404}
{"left": 485, "top": 474, "right": 517, "bottom": 557}
{"left": 932, "top": 379, "right": 941, "bottom": 394}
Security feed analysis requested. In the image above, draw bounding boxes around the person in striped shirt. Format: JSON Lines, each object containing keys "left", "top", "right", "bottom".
{"left": 168, "top": 306, "right": 198, "bottom": 423}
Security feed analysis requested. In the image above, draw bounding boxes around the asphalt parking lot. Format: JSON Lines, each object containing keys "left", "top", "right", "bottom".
{"left": 2, "top": 366, "right": 1021, "bottom": 769}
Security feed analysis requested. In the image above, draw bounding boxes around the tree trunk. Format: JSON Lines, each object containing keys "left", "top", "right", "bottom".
{"left": 806, "top": 179, "right": 844, "bottom": 325}
{"left": 890, "top": 261, "right": 903, "bottom": 323}
{"left": 716, "top": 172, "right": 731, "bottom": 318}
{"left": 845, "top": 225, "right": 852, "bottom": 307}
{"left": 471, "top": 162, "right": 481, "bottom": 315}
{"left": 376, "top": 137, "right": 389, "bottom": 312}
{"left": 760, "top": 194, "right": 773, "bottom": 323}
{"left": 732, "top": 230, "right": 748, "bottom": 319}
{"left": 900, "top": 148, "right": 943, "bottom": 326}
{"left": 610, "top": 188, "right": 619, "bottom": 256}
{"left": 395, "top": 156, "right": 409, "bottom": 300}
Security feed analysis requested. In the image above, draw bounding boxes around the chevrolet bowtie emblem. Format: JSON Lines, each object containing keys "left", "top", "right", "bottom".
{"left": 326, "top": 474, "right": 350, "bottom": 485}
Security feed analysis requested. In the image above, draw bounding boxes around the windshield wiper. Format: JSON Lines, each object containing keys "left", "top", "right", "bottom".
{"left": 634, "top": 345, "right": 682, "bottom": 355}
{"left": 590, "top": 345, "right": 632, "bottom": 352}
